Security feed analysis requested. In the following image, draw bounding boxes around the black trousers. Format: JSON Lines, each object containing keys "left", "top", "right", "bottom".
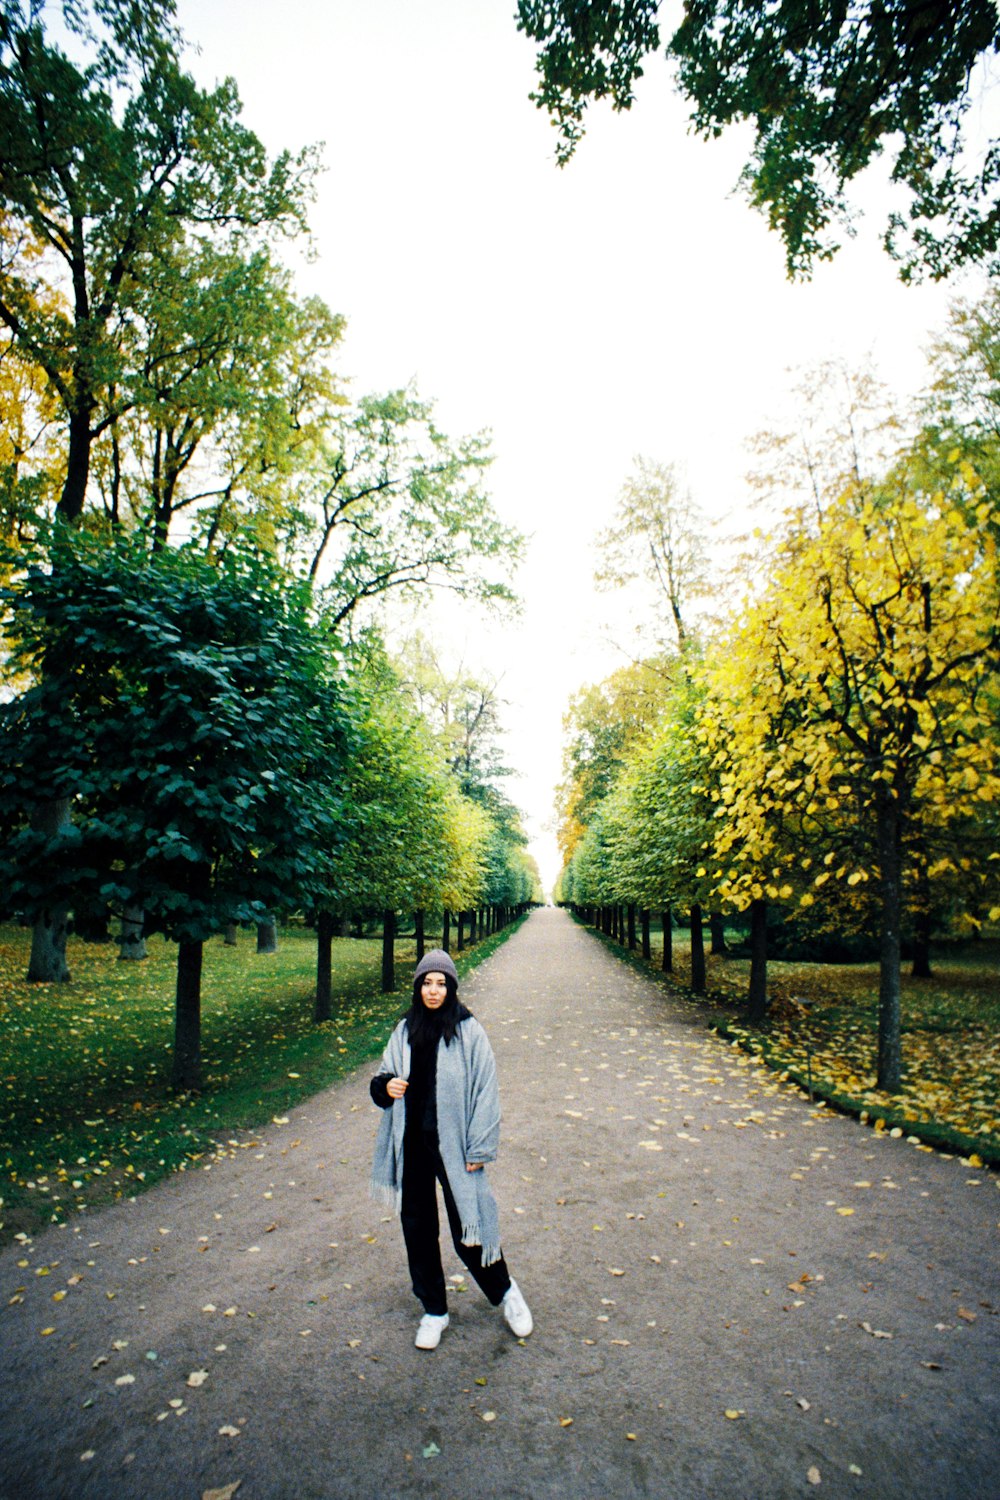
{"left": 400, "top": 1132, "right": 511, "bottom": 1316}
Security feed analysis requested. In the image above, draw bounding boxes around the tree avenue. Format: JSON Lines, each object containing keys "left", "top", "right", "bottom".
{"left": 556, "top": 288, "right": 1000, "bottom": 1097}
{"left": 517, "top": 0, "right": 1000, "bottom": 280}
{"left": 0, "top": 0, "right": 537, "bottom": 1087}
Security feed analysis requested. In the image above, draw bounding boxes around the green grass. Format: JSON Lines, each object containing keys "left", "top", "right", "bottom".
{"left": 577, "top": 917, "right": 1000, "bottom": 1165}
{"left": 0, "top": 918, "right": 525, "bottom": 1245}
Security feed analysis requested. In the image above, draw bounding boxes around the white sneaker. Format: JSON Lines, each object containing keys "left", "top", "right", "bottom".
{"left": 415, "top": 1312, "right": 449, "bottom": 1350}
{"left": 502, "top": 1279, "right": 533, "bottom": 1338}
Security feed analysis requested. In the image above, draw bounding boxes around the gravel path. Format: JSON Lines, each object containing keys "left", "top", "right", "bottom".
{"left": 1, "top": 907, "right": 997, "bottom": 1500}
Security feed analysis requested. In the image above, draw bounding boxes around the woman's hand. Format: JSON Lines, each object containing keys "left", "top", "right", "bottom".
{"left": 386, "top": 1077, "right": 408, "bottom": 1100}
{"left": 466, "top": 1162, "right": 483, "bottom": 1172}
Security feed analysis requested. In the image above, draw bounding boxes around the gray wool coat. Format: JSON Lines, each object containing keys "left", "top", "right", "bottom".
{"left": 370, "top": 1014, "right": 503, "bottom": 1265}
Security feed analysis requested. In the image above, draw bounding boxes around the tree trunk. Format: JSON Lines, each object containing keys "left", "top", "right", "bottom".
{"left": 119, "top": 905, "right": 147, "bottom": 961}
{"left": 627, "top": 903, "right": 637, "bottom": 951}
{"left": 28, "top": 905, "right": 71, "bottom": 982}
{"left": 415, "top": 909, "right": 426, "bottom": 962}
{"left": 876, "top": 787, "right": 904, "bottom": 1092}
{"left": 56, "top": 404, "right": 92, "bottom": 524}
{"left": 354, "top": 914, "right": 364, "bottom": 939}
{"left": 256, "top": 918, "right": 278, "bottom": 954}
{"left": 26, "top": 797, "right": 72, "bottom": 982}
{"left": 469, "top": 908, "right": 477, "bottom": 944}
{"left": 709, "top": 910, "right": 727, "bottom": 955}
{"left": 747, "top": 898, "right": 768, "bottom": 1024}
{"left": 172, "top": 939, "right": 203, "bottom": 1091}
{"left": 641, "top": 909, "right": 651, "bottom": 961}
{"left": 457, "top": 911, "right": 466, "bottom": 952}
{"left": 381, "top": 909, "right": 396, "bottom": 993}
{"left": 442, "top": 909, "right": 451, "bottom": 951}
{"left": 690, "top": 903, "right": 705, "bottom": 994}
{"left": 662, "top": 908, "right": 673, "bottom": 972}
{"left": 314, "top": 909, "right": 334, "bottom": 1022}
{"left": 223, "top": 922, "right": 238, "bottom": 947}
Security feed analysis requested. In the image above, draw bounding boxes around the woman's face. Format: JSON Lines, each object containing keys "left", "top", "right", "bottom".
{"left": 420, "top": 971, "right": 448, "bottom": 1009}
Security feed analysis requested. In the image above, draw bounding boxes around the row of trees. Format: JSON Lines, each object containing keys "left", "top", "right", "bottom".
{"left": 0, "top": 533, "right": 541, "bottom": 1090}
{"left": 556, "top": 288, "right": 1000, "bottom": 1094}
{"left": 0, "top": 0, "right": 540, "bottom": 1089}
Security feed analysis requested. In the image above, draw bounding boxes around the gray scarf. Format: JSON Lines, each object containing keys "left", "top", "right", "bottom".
{"left": 370, "top": 1015, "right": 503, "bottom": 1265}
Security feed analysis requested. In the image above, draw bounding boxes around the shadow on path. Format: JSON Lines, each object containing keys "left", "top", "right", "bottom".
{"left": 1, "top": 908, "right": 997, "bottom": 1499}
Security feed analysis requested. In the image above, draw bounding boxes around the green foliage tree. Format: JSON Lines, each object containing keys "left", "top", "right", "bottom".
{"left": 916, "top": 283, "right": 1000, "bottom": 507}
{"left": 0, "top": 0, "right": 317, "bottom": 526}
{"left": 393, "top": 633, "right": 541, "bottom": 923}
{"left": 517, "top": 0, "right": 1000, "bottom": 279}
{"left": 280, "top": 386, "right": 522, "bottom": 631}
{"left": 104, "top": 247, "right": 344, "bottom": 554}
{"left": 0, "top": 534, "right": 347, "bottom": 1086}
{"left": 556, "top": 657, "right": 674, "bottom": 863}
{"left": 394, "top": 632, "right": 511, "bottom": 791}
{"left": 604, "top": 672, "right": 719, "bottom": 983}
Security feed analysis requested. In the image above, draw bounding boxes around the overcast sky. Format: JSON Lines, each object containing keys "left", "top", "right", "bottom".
{"left": 177, "top": 0, "right": 991, "bottom": 891}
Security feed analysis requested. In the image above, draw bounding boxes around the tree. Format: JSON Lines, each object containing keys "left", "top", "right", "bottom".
{"left": 701, "top": 460, "right": 1000, "bottom": 1089}
{"left": 0, "top": 0, "right": 319, "bottom": 977}
{"left": 312, "top": 651, "right": 488, "bottom": 996}
{"left": 280, "top": 386, "right": 522, "bottom": 631}
{"left": 0, "top": 535, "right": 347, "bottom": 1086}
{"left": 0, "top": 0, "right": 317, "bottom": 527}
{"left": 916, "top": 283, "right": 1000, "bottom": 506}
{"left": 517, "top": 0, "right": 1000, "bottom": 280}
{"left": 602, "top": 671, "right": 721, "bottom": 994}
{"left": 105, "top": 246, "right": 344, "bottom": 554}
{"left": 556, "top": 656, "right": 673, "bottom": 862}
{"left": 392, "top": 632, "right": 541, "bottom": 927}
{"left": 395, "top": 633, "right": 511, "bottom": 793}
{"left": 595, "top": 456, "right": 709, "bottom": 651}
{"left": 0, "top": 223, "right": 64, "bottom": 580}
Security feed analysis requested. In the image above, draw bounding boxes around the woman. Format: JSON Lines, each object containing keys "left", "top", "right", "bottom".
{"left": 370, "top": 948, "right": 533, "bottom": 1350}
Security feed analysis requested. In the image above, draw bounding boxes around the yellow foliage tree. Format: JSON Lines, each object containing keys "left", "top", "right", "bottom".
{"left": 701, "top": 460, "right": 1000, "bottom": 1091}
{"left": 555, "top": 657, "right": 674, "bottom": 864}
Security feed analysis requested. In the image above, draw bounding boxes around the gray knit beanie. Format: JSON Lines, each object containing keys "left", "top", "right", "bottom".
{"left": 413, "top": 948, "right": 458, "bottom": 984}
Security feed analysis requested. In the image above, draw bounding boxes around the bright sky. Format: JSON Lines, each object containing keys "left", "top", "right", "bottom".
{"left": 178, "top": 0, "right": 989, "bottom": 892}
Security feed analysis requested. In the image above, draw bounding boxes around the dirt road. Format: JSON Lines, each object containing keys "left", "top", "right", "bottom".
{"left": 1, "top": 907, "right": 997, "bottom": 1499}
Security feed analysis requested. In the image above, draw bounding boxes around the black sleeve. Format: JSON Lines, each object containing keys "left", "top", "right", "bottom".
{"left": 370, "top": 1072, "right": 394, "bottom": 1109}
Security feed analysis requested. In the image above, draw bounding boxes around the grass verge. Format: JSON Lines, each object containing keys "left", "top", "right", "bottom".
{"left": 576, "top": 916, "right": 1000, "bottom": 1167}
{"left": 0, "top": 917, "right": 525, "bottom": 1245}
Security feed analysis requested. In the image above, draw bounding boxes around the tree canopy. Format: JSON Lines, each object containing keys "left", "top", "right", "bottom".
{"left": 0, "top": 0, "right": 318, "bottom": 526}
{"left": 517, "top": 0, "right": 1000, "bottom": 280}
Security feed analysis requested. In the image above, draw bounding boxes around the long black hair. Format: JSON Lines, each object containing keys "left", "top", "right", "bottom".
{"left": 405, "top": 970, "right": 464, "bottom": 1046}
